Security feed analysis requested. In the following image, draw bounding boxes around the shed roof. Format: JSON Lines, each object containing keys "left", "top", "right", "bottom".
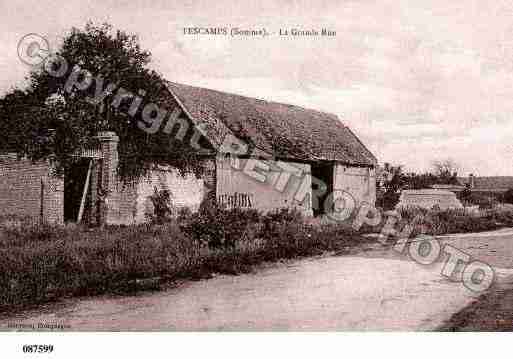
{"left": 397, "top": 189, "right": 463, "bottom": 210}
{"left": 166, "top": 82, "right": 376, "bottom": 166}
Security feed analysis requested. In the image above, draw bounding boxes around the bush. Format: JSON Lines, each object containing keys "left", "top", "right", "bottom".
{"left": 145, "top": 188, "right": 174, "bottom": 224}
{"left": 376, "top": 190, "right": 400, "bottom": 210}
{"left": 0, "top": 209, "right": 370, "bottom": 313}
{"left": 176, "top": 207, "right": 192, "bottom": 222}
{"left": 490, "top": 207, "right": 513, "bottom": 226}
{"left": 503, "top": 188, "right": 513, "bottom": 204}
{"left": 462, "top": 192, "right": 497, "bottom": 209}
{"left": 395, "top": 206, "right": 501, "bottom": 236}
{"left": 179, "top": 202, "right": 262, "bottom": 248}
{"left": 179, "top": 202, "right": 304, "bottom": 249}
{"left": 458, "top": 187, "right": 472, "bottom": 204}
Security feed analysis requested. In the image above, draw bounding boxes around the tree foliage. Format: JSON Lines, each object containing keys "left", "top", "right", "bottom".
{"left": 377, "top": 161, "right": 462, "bottom": 209}
{"left": 0, "top": 22, "right": 209, "bottom": 179}
{"left": 431, "top": 158, "right": 459, "bottom": 184}
{"left": 503, "top": 188, "right": 513, "bottom": 205}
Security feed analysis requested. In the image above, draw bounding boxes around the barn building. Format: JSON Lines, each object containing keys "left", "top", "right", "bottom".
{"left": 0, "top": 82, "right": 377, "bottom": 225}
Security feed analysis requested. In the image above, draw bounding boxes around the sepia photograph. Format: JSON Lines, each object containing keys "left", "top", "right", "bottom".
{"left": 1, "top": 0, "right": 513, "bottom": 356}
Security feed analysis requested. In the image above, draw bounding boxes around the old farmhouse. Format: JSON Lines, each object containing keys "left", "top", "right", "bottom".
{"left": 0, "top": 82, "right": 377, "bottom": 225}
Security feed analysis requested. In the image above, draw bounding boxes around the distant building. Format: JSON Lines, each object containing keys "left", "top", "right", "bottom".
{"left": 431, "top": 183, "right": 465, "bottom": 192}
{"left": 396, "top": 189, "right": 463, "bottom": 210}
{"left": 456, "top": 174, "right": 513, "bottom": 194}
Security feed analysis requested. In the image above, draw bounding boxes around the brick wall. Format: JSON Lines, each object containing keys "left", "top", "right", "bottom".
{"left": 0, "top": 155, "right": 64, "bottom": 223}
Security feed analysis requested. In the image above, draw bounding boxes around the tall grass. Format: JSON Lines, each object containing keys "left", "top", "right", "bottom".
{"left": 395, "top": 206, "right": 513, "bottom": 236}
{"left": 3, "top": 205, "right": 512, "bottom": 313}
{"left": 0, "top": 211, "right": 367, "bottom": 312}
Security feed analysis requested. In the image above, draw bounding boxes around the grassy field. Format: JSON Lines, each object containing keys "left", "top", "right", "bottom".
{"left": 0, "top": 210, "right": 368, "bottom": 313}
{"left": 395, "top": 206, "right": 513, "bottom": 236}
{"left": 439, "top": 280, "right": 513, "bottom": 331}
{"left": 1, "top": 205, "right": 513, "bottom": 313}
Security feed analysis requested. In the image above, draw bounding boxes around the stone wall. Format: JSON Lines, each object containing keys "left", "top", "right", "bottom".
{"left": 216, "top": 156, "right": 313, "bottom": 215}
{"left": 134, "top": 164, "right": 211, "bottom": 223}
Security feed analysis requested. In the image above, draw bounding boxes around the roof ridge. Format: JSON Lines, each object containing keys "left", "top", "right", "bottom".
{"left": 165, "top": 80, "right": 376, "bottom": 165}
{"left": 166, "top": 80, "right": 339, "bottom": 119}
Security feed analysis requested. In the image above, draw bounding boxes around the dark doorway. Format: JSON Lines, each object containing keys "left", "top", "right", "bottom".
{"left": 311, "top": 163, "right": 334, "bottom": 216}
{"left": 64, "top": 158, "right": 91, "bottom": 222}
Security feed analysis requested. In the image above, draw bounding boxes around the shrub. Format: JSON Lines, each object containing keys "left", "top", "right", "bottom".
{"left": 261, "top": 208, "right": 303, "bottom": 223}
{"left": 465, "top": 192, "right": 497, "bottom": 209}
{"left": 13, "top": 204, "right": 513, "bottom": 314}
{"left": 180, "top": 203, "right": 304, "bottom": 249}
{"left": 377, "top": 190, "right": 401, "bottom": 210}
{"left": 146, "top": 188, "right": 174, "bottom": 224}
{"left": 176, "top": 207, "right": 192, "bottom": 222}
{"left": 458, "top": 187, "right": 472, "bottom": 204}
{"left": 491, "top": 207, "right": 513, "bottom": 226}
{"left": 395, "top": 206, "right": 501, "bottom": 236}
{"left": 0, "top": 208, "right": 369, "bottom": 312}
{"left": 503, "top": 188, "right": 513, "bottom": 204}
{"left": 179, "top": 202, "right": 262, "bottom": 248}
{"left": 259, "top": 208, "right": 303, "bottom": 239}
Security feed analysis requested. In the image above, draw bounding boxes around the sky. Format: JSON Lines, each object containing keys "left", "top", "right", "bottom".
{"left": 2, "top": 0, "right": 513, "bottom": 175}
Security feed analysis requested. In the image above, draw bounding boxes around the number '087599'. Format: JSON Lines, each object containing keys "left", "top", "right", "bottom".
{"left": 22, "top": 345, "right": 54, "bottom": 353}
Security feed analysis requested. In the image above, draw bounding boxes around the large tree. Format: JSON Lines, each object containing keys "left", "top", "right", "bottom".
{"left": 431, "top": 158, "right": 460, "bottom": 184}
{"left": 0, "top": 22, "right": 207, "bottom": 179}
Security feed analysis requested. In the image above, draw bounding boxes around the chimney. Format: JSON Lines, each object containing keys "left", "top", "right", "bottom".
{"left": 469, "top": 173, "right": 475, "bottom": 189}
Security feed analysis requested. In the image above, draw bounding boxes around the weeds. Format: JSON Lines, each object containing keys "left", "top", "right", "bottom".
{"left": 2, "top": 205, "right": 513, "bottom": 313}
{"left": 395, "top": 206, "right": 512, "bottom": 236}
{"left": 0, "top": 210, "right": 367, "bottom": 313}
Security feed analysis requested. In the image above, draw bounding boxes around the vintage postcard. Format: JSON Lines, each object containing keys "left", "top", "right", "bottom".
{"left": 0, "top": 0, "right": 512, "bottom": 357}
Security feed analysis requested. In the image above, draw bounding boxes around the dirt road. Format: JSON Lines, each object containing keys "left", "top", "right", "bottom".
{"left": 2, "top": 229, "right": 513, "bottom": 331}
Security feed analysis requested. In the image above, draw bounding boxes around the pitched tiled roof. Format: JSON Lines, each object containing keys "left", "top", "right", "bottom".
{"left": 165, "top": 82, "right": 376, "bottom": 166}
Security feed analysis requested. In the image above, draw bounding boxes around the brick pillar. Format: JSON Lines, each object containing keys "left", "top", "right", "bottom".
{"left": 97, "top": 131, "right": 119, "bottom": 225}
{"left": 201, "top": 159, "right": 217, "bottom": 210}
